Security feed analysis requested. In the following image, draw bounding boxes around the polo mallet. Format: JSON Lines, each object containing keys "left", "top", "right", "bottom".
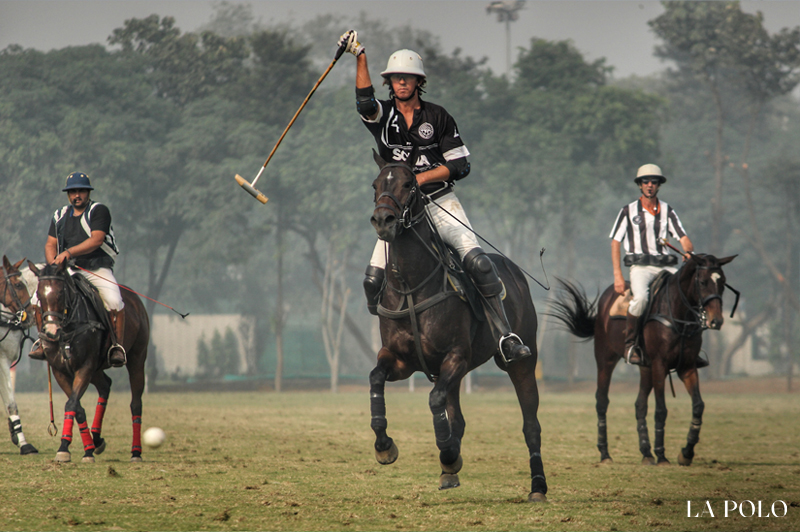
{"left": 46, "top": 362, "right": 57, "bottom": 436}
{"left": 235, "top": 40, "right": 349, "bottom": 204}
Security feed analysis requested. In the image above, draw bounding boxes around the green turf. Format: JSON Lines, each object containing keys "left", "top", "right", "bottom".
{"left": 2, "top": 390, "right": 798, "bottom": 531}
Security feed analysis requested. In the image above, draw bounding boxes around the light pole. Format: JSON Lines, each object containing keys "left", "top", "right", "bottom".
{"left": 486, "top": 0, "right": 525, "bottom": 77}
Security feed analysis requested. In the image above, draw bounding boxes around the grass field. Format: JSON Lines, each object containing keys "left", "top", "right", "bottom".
{"left": 2, "top": 383, "right": 799, "bottom": 531}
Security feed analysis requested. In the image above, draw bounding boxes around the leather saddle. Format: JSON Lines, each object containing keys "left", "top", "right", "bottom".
{"left": 608, "top": 271, "right": 671, "bottom": 319}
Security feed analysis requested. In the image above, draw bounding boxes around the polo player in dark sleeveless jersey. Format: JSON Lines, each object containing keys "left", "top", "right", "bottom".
{"left": 609, "top": 164, "right": 695, "bottom": 365}
{"left": 337, "top": 30, "right": 530, "bottom": 364}
{"left": 29, "top": 172, "right": 127, "bottom": 367}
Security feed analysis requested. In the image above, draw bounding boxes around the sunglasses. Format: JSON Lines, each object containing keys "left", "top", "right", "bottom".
{"left": 390, "top": 74, "right": 415, "bottom": 82}
{"left": 639, "top": 178, "right": 661, "bottom": 185}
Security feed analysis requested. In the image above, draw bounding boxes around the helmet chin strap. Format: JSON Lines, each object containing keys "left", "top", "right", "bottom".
{"left": 394, "top": 87, "right": 417, "bottom": 102}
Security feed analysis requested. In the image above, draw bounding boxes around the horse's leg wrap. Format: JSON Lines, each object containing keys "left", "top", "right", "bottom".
{"left": 78, "top": 420, "right": 95, "bottom": 455}
{"left": 653, "top": 405, "right": 668, "bottom": 463}
{"left": 596, "top": 390, "right": 611, "bottom": 462}
{"left": 131, "top": 415, "right": 142, "bottom": 457}
{"left": 681, "top": 398, "right": 704, "bottom": 464}
{"left": 370, "top": 391, "right": 387, "bottom": 432}
{"left": 431, "top": 403, "right": 460, "bottom": 466}
{"left": 91, "top": 397, "right": 107, "bottom": 447}
{"left": 9, "top": 415, "right": 27, "bottom": 446}
{"left": 57, "top": 411, "right": 76, "bottom": 454}
{"left": 634, "top": 396, "right": 653, "bottom": 460}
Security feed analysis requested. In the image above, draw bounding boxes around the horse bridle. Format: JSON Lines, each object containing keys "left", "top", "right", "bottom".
{"left": 1, "top": 269, "right": 32, "bottom": 329}
{"left": 373, "top": 163, "right": 426, "bottom": 231}
{"left": 680, "top": 263, "right": 740, "bottom": 331}
{"left": 37, "top": 273, "right": 74, "bottom": 342}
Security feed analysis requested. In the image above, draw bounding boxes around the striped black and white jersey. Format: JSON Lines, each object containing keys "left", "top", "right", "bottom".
{"left": 362, "top": 97, "right": 469, "bottom": 192}
{"left": 609, "top": 199, "right": 688, "bottom": 255}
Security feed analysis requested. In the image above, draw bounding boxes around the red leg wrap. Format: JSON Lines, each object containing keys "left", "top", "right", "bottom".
{"left": 79, "top": 420, "right": 95, "bottom": 452}
{"left": 91, "top": 398, "right": 108, "bottom": 436}
{"left": 62, "top": 412, "right": 75, "bottom": 443}
{"left": 132, "top": 415, "right": 142, "bottom": 453}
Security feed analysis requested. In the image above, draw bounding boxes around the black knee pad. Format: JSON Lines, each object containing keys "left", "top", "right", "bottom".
{"left": 363, "top": 266, "right": 385, "bottom": 300}
{"left": 463, "top": 249, "right": 502, "bottom": 297}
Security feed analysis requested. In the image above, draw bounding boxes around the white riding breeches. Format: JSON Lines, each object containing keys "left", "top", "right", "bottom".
{"left": 369, "top": 191, "right": 480, "bottom": 269}
{"left": 72, "top": 267, "right": 125, "bottom": 311}
{"left": 628, "top": 264, "right": 676, "bottom": 317}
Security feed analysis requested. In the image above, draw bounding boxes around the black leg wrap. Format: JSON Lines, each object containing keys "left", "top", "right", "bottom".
{"left": 363, "top": 266, "right": 385, "bottom": 316}
{"left": 529, "top": 452, "right": 548, "bottom": 495}
{"left": 370, "top": 392, "right": 387, "bottom": 431}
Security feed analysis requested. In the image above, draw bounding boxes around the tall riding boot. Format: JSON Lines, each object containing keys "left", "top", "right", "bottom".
{"left": 108, "top": 310, "right": 127, "bottom": 368}
{"left": 464, "top": 249, "right": 531, "bottom": 364}
{"left": 28, "top": 306, "right": 46, "bottom": 360}
{"left": 363, "top": 266, "right": 385, "bottom": 316}
{"left": 624, "top": 311, "right": 642, "bottom": 365}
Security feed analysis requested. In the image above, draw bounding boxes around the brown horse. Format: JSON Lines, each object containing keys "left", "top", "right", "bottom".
{"left": 1, "top": 256, "right": 38, "bottom": 455}
{"left": 29, "top": 260, "right": 149, "bottom": 463}
{"left": 549, "top": 254, "right": 736, "bottom": 465}
{"left": 368, "top": 153, "right": 547, "bottom": 501}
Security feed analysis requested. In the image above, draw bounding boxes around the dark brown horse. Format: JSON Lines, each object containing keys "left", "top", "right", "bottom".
{"left": 368, "top": 153, "right": 547, "bottom": 501}
{"left": 1, "top": 256, "right": 38, "bottom": 455}
{"left": 549, "top": 254, "right": 736, "bottom": 465}
{"left": 29, "top": 261, "right": 149, "bottom": 463}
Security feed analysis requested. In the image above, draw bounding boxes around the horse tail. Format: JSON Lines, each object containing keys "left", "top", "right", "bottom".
{"left": 547, "top": 279, "right": 597, "bottom": 339}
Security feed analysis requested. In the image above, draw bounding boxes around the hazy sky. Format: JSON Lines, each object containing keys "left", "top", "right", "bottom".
{"left": 1, "top": 1, "right": 799, "bottom": 79}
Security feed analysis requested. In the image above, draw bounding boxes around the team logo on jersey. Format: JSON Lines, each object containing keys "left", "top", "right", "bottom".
{"left": 632, "top": 215, "right": 643, "bottom": 225}
{"left": 418, "top": 122, "right": 434, "bottom": 140}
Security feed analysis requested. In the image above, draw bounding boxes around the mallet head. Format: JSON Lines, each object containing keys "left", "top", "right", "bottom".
{"left": 235, "top": 174, "right": 268, "bottom": 204}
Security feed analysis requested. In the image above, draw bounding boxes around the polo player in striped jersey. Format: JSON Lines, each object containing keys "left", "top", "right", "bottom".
{"left": 610, "top": 164, "right": 694, "bottom": 366}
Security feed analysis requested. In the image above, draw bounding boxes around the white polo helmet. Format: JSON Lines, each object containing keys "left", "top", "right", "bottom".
{"left": 635, "top": 163, "right": 666, "bottom": 184}
{"left": 381, "top": 49, "right": 426, "bottom": 79}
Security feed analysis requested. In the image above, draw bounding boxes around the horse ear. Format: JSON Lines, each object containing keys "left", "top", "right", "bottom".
{"left": 2, "top": 255, "right": 10, "bottom": 271}
{"left": 27, "top": 261, "right": 40, "bottom": 277}
{"left": 12, "top": 257, "right": 25, "bottom": 271}
{"left": 373, "top": 149, "right": 387, "bottom": 169}
{"left": 717, "top": 254, "right": 738, "bottom": 266}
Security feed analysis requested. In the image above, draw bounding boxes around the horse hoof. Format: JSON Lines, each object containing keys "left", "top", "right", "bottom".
{"left": 82, "top": 456, "right": 95, "bottom": 464}
{"left": 55, "top": 451, "right": 71, "bottom": 463}
{"left": 20, "top": 443, "right": 38, "bottom": 455}
{"left": 439, "top": 473, "right": 460, "bottom": 490}
{"left": 375, "top": 442, "right": 398, "bottom": 465}
{"left": 600, "top": 458, "right": 614, "bottom": 465}
{"left": 678, "top": 450, "right": 692, "bottom": 466}
{"left": 528, "top": 492, "right": 548, "bottom": 503}
{"left": 94, "top": 439, "right": 106, "bottom": 455}
{"left": 440, "top": 455, "right": 463, "bottom": 474}
{"left": 656, "top": 458, "right": 671, "bottom": 466}
{"left": 130, "top": 455, "right": 143, "bottom": 463}
{"left": 641, "top": 456, "right": 655, "bottom": 466}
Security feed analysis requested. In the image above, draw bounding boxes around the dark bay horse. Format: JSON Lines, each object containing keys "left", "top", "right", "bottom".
{"left": 29, "top": 261, "right": 149, "bottom": 463}
{"left": 549, "top": 254, "right": 736, "bottom": 466}
{"left": 368, "top": 152, "right": 547, "bottom": 502}
{"left": 1, "top": 256, "right": 38, "bottom": 455}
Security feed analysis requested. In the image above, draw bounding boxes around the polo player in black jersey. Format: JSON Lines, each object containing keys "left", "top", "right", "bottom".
{"left": 337, "top": 30, "right": 530, "bottom": 364}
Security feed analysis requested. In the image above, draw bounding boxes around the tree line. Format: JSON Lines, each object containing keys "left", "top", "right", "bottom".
{"left": 2, "top": 1, "right": 799, "bottom": 388}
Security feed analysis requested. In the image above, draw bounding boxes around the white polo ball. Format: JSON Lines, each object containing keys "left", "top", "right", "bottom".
{"left": 142, "top": 427, "right": 166, "bottom": 449}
